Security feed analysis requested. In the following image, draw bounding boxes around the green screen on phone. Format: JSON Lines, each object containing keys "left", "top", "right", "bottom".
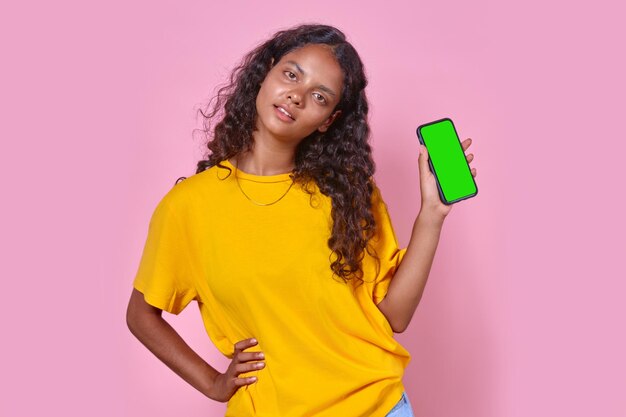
{"left": 416, "top": 118, "right": 477, "bottom": 204}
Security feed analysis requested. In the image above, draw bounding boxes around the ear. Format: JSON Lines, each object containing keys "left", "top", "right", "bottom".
{"left": 318, "top": 110, "right": 342, "bottom": 133}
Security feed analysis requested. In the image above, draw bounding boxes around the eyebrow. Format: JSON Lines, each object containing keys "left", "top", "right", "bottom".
{"left": 286, "top": 60, "right": 337, "bottom": 97}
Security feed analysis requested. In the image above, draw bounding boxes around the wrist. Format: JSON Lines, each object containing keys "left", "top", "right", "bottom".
{"left": 416, "top": 209, "right": 445, "bottom": 229}
{"left": 200, "top": 362, "right": 221, "bottom": 400}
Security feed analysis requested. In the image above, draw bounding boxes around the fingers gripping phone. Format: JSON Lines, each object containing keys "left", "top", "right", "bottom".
{"left": 416, "top": 118, "right": 478, "bottom": 205}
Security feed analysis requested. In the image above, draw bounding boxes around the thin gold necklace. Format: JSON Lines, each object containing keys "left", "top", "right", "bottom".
{"left": 234, "top": 156, "right": 295, "bottom": 206}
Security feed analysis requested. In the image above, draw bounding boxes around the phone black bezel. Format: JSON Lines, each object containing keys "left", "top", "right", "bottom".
{"left": 415, "top": 117, "right": 478, "bottom": 205}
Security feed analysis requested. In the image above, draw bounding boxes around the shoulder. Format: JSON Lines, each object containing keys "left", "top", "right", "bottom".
{"left": 156, "top": 162, "right": 234, "bottom": 213}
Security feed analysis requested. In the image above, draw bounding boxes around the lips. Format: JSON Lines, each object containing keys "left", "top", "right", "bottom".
{"left": 274, "top": 104, "right": 295, "bottom": 121}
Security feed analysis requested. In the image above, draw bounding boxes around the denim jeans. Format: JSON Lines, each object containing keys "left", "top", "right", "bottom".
{"left": 384, "top": 391, "right": 415, "bottom": 417}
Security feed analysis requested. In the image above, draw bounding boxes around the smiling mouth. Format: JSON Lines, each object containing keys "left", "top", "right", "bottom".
{"left": 274, "top": 105, "right": 295, "bottom": 120}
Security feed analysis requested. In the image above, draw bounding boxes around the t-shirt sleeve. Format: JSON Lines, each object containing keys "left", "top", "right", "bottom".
{"left": 367, "top": 183, "right": 407, "bottom": 305}
{"left": 133, "top": 192, "right": 198, "bottom": 315}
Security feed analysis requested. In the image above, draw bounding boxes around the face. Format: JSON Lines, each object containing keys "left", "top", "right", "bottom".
{"left": 254, "top": 43, "right": 344, "bottom": 145}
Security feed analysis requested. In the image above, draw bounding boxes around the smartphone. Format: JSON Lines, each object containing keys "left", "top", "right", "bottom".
{"left": 416, "top": 118, "right": 478, "bottom": 205}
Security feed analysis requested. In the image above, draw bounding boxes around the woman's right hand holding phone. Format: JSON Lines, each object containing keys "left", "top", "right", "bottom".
{"left": 207, "top": 337, "right": 265, "bottom": 402}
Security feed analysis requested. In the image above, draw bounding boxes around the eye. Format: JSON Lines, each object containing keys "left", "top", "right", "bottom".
{"left": 313, "top": 92, "right": 327, "bottom": 104}
{"left": 284, "top": 71, "right": 296, "bottom": 80}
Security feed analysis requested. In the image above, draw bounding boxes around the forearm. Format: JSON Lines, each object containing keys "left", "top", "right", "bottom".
{"left": 127, "top": 312, "right": 220, "bottom": 399}
{"left": 378, "top": 211, "right": 444, "bottom": 333}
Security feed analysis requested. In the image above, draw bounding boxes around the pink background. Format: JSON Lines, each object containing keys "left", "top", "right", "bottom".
{"left": 2, "top": 0, "right": 624, "bottom": 416}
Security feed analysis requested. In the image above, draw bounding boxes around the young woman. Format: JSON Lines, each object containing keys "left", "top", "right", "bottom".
{"left": 126, "top": 23, "right": 477, "bottom": 417}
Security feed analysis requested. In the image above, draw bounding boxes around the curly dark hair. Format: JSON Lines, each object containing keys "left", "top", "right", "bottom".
{"left": 187, "top": 23, "right": 381, "bottom": 285}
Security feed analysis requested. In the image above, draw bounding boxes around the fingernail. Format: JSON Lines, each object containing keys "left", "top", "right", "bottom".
{"left": 251, "top": 338, "right": 257, "bottom": 343}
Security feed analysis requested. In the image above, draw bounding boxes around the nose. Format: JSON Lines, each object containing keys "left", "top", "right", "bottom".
{"left": 287, "top": 90, "right": 302, "bottom": 106}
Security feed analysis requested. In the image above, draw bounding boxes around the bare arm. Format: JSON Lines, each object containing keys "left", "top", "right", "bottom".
{"left": 377, "top": 211, "right": 444, "bottom": 333}
{"left": 126, "top": 288, "right": 219, "bottom": 399}
{"left": 376, "top": 138, "right": 477, "bottom": 333}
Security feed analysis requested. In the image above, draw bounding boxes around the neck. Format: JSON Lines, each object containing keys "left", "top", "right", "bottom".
{"left": 232, "top": 138, "right": 297, "bottom": 176}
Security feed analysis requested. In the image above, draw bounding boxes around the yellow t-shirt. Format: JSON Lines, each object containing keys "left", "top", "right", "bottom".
{"left": 133, "top": 159, "right": 411, "bottom": 416}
